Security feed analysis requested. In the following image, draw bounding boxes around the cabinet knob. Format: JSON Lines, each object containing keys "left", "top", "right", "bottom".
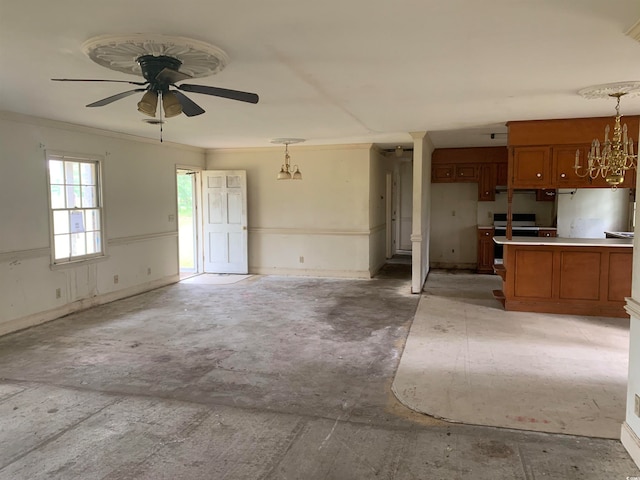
{"left": 485, "top": 232, "right": 489, "bottom": 236}
{"left": 545, "top": 233, "right": 550, "bottom": 236}
{"left": 536, "top": 173, "right": 542, "bottom": 178}
{"left": 460, "top": 173, "right": 464, "bottom": 176}
{"left": 485, "top": 191, "right": 489, "bottom": 195}
{"left": 446, "top": 172, "right": 450, "bottom": 176}
{"left": 560, "top": 173, "right": 566, "bottom": 178}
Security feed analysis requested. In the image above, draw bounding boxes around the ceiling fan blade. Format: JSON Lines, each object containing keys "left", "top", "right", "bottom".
{"left": 177, "top": 84, "right": 259, "bottom": 104}
{"left": 155, "top": 68, "right": 192, "bottom": 85}
{"left": 173, "top": 91, "right": 206, "bottom": 117}
{"left": 86, "top": 88, "right": 147, "bottom": 107}
{"left": 52, "top": 78, "right": 148, "bottom": 86}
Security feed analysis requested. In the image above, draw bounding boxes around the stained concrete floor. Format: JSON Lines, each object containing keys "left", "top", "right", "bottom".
{"left": 0, "top": 265, "right": 638, "bottom": 479}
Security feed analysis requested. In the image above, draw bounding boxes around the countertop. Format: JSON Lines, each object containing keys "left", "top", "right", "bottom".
{"left": 493, "top": 236, "right": 633, "bottom": 247}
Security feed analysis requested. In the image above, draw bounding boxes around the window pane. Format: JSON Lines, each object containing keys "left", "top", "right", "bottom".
{"left": 81, "top": 186, "right": 97, "bottom": 208}
{"left": 94, "top": 231, "right": 102, "bottom": 253}
{"left": 80, "top": 162, "right": 96, "bottom": 185}
{"left": 86, "top": 231, "right": 96, "bottom": 254}
{"left": 71, "top": 232, "right": 86, "bottom": 256}
{"left": 50, "top": 185, "right": 65, "bottom": 209}
{"left": 66, "top": 186, "right": 81, "bottom": 208}
{"left": 86, "top": 209, "right": 100, "bottom": 231}
{"left": 49, "top": 160, "right": 64, "bottom": 184}
{"left": 53, "top": 210, "right": 69, "bottom": 234}
{"left": 54, "top": 234, "right": 71, "bottom": 260}
{"left": 65, "top": 161, "right": 80, "bottom": 185}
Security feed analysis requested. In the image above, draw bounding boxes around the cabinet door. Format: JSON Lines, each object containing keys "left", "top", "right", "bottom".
{"left": 478, "top": 164, "right": 497, "bottom": 201}
{"left": 477, "top": 228, "right": 495, "bottom": 274}
{"left": 536, "top": 189, "right": 556, "bottom": 201}
{"left": 554, "top": 145, "right": 591, "bottom": 187}
{"left": 496, "top": 163, "right": 508, "bottom": 186}
{"left": 432, "top": 164, "right": 455, "bottom": 182}
{"left": 511, "top": 147, "right": 551, "bottom": 188}
{"left": 537, "top": 229, "right": 557, "bottom": 238}
{"left": 455, "top": 164, "right": 478, "bottom": 182}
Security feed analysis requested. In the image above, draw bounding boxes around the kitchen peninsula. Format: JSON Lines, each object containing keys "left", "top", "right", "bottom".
{"left": 493, "top": 236, "right": 632, "bottom": 318}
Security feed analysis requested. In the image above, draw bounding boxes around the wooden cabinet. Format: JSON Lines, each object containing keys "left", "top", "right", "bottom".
{"left": 432, "top": 163, "right": 478, "bottom": 182}
{"left": 496, "top": 163, "right": 508, "bottom": 186}
{"left": 432, "top": 164, "right": 455, "bottom": 182}
{"left": 500, "top": 242, "right": 632, "bottom": 317}
{"left": 478, "top": 164, "right": 497, "bottom": 201}
{"left": 553, "top": 144, "right": 591, "bottom": 188}
{"left": 510, "top": 147, "right": 551, "bottom": 188}
{"left": 537, "top": 229, "right": 557, "bottom": 238}
{"left": 431, "top": 146, "right": 507, "bottom": 189}
{"left": 536, "top": 189, "right": 556, "bottom": 201}
{"left": 477, "top": 228, "right": 495, "bottom": 274}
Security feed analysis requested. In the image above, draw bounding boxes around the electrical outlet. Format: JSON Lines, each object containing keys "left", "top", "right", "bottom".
{"left": 635, "top": 394, "right": 640, "bottom": 417}
{"left": 147, "top": 267, "right": 151, "bottom": 275}
{"left": 299, "top": 256, "right": 304, "bottom": 264}
{"left": 452, "top": 210, "right": 456, "bottom": 216}
{"left": 55, "top": 288, "right": 61, "bottom": 299}
{"left": 488, "top": 211, "right": 492, "bottom": 219}
{"left": 114, "top": 274, "right": 119, "bottom": 284}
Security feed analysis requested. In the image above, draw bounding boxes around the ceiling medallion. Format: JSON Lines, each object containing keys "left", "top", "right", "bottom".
{"left": 82, "top": 34, "right": 229, "bottom": 79}
{"left": 578, "top": 81, "right": 640, "bottom": 99}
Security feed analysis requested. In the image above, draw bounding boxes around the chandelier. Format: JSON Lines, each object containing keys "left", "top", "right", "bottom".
{"left": 574, "top": 92, "right": 637, "bottom": 187}
{"left": 273, "top": 138, "right": 305, "bottom": 180}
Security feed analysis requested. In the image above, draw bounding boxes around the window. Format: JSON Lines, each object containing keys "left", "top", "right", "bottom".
{"left": 47, "top": 153, "right": 104, "bottom": 264}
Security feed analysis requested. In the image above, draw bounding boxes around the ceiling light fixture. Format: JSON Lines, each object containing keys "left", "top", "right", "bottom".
{"left": 395, "top": 146, "right": 404, "bottom": 157}
{"left": 272, "top": 138, "right": 305, "bottom": 180}
{"left": 574, "top": 92, "right": 637, "bottom": 188}
{"left": 137, "top": 90, "right": 158, "bottom": 116}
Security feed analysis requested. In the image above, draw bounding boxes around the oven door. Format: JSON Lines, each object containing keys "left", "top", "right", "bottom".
{"left": 494, "top": 228, "right": 539, "bottom": 260}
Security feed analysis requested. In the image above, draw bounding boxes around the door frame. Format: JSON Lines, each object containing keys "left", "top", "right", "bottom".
{"left": 176, "top": 166, "right": 203, "bottom": 274}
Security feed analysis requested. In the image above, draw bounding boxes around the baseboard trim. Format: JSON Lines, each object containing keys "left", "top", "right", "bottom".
{"left": 622, "top": 422, "right": 640, "bottom": 468}
{"left": 250, "top": 267, "right": 370, "bottom": 279}
{"left": 0, "top": 274, "right": 179, "bottom": 337}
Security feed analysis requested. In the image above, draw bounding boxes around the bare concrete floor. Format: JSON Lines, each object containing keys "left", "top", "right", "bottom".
{"left": 0, "top": 265, "right": 638, "bottom": 479}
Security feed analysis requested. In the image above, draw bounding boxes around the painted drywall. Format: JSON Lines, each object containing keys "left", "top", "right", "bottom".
{"left": 0, "top": 112, "right": 204, "bottom": 335}
{"left": 411, "top": 132, "right": 434, "bottom": 293}
{"left": 476, "top": 191, "right": 555, "bottom": 227}
{"left": 557, "top": 188, "right": 631, "bottom": 238}
{"left": 205, "top": 144, "right": 388, "bottom": 278}
{"left": 430, "top": 183, "right": 478, "bottom": 269}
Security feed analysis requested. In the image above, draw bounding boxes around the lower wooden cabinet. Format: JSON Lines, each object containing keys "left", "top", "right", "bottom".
{"left": 500, "top": 243, "right": 631, "bottom": 317}
{"left": 477, "top": 228, "right": 495, "bottom": 274}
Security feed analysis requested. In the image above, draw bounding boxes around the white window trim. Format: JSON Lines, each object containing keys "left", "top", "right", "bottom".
{"left": 45, "top": 150, "right": 107, "bottom": 266}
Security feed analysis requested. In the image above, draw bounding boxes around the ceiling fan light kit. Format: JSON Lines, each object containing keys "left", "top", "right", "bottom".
{"left": 52, "top": 34, "right": 259, "bottom": 135}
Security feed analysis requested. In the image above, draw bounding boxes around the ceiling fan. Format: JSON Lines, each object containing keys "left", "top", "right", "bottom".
{"left": 52, "top": 54, "right": 259, "bottom": 119}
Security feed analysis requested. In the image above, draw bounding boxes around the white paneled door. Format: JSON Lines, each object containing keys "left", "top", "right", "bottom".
{"left": 202, "top": 170, "right": 248, "bottom": 274}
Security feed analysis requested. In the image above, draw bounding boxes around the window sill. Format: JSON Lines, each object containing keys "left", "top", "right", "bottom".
{"left": 50, "top": 254, "right": 109, "bottom": 270}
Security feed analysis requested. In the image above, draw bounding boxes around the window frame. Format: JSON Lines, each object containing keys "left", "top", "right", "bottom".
{"left": 46, "top": 151, "right": 106, "bottom": 266}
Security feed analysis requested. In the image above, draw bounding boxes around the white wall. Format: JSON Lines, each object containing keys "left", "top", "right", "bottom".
{"left": 430, "top": 184, "right": 478, "bottom": 269}
{"left": 476, "top": 191, "right": 555, "bottom": 227}
{"left": 205, "top": 144, "right": 385, "bottom": 278}
{"left": 411, "top": 132, "right": 434, "bottom": 293}
{"left": 557, "top": 188, "right": 631, "bottom": 238}
{"left": 0, "top": 112, "right": 204, "bottom": 335}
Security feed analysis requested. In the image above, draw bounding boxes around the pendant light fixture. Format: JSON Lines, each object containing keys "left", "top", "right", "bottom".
{"left": 272, "top": 138, "right": 305, "bottom": 180}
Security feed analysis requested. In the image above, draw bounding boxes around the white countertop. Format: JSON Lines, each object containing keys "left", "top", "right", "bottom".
{"left": 493, "top": 236, "right": 633, "bottom": 247}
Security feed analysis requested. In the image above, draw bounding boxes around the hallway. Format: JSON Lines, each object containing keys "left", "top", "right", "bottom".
{"left": 0, "top": 271, "right": 636, "bottom": 479}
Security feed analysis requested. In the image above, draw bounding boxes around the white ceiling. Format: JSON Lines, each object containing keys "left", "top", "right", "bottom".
{"left": 1, "top": 0, "right": 640, "bottom": 150}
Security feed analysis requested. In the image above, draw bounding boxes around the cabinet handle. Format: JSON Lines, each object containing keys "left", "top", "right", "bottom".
{"left": 536, "top": 173, "right": 542, "bottom": 178}
{"left": 560, "top": 173, "right": 566, "bottom": 178}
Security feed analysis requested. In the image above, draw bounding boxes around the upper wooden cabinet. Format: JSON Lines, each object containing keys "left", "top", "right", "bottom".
{"left": 553, "top": 144, "right": 591, "bottom": 188}
{"left": 431, "top": 147, "right": 507, "bottom": 201}
{"left": 510, "top": 147, "right": 551, "bottom": 188}
{"left": 507, "top": 115, "right": 640, "bottom": 190}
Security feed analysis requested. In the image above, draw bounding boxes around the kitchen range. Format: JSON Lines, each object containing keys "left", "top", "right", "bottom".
{"left": 493, "top": 213, "right": 541, "bottom": 261}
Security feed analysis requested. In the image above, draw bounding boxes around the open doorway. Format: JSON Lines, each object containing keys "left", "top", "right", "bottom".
{"left": 176, "top": 168, "right": 199, "bottom": 279}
